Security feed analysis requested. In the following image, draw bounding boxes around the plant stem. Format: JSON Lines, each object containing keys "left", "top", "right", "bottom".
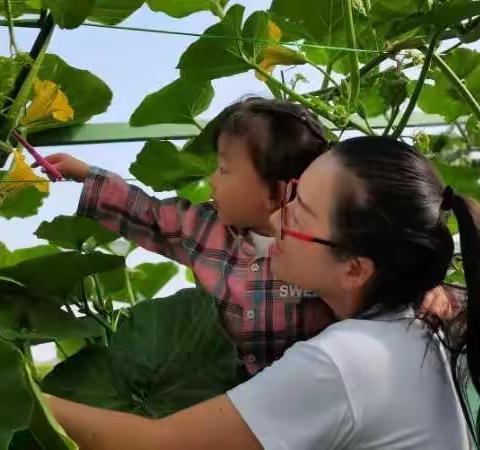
{"left": 4, "top": 0, "right": 19, "bottom": 54}
{"left": 431, "top": 53, "right": 480, "bottom": 122}
{"left": 23, "top": 342, "right": 40, "bottom": 383}
{"left": 210, "top": 0, "right": 225, "bottom": 19}
{"left": 383, "top": 104, "right": 400, "bottom": 136}
{"left": 392, "top": 32, "right": 441, "bottom": 139}
{"left": 455, "top": 121, "right": 472, "bottom": 150}
{"left": 252, "top": 62, "right": 372, "bottom": 135}
{"left": 343, "top": 0, "right": 360, "bottom": 109}
{"left": 125, "top": 268, "right": 136, "bottom": 305}
{"left": 0, "top": 14, "right": 55, "bottom": 167}
{"left": 321, "top": 62, "right": 334, "bottom": 90}
{"left": 307, "top": 60, "right": 339, "bottom": 89}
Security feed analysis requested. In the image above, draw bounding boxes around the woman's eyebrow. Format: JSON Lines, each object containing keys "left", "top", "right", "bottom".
{"left": 297, "top": 192, "right": 317, "bottom": 218}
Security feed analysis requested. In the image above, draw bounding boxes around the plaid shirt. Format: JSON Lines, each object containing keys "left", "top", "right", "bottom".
{"left": 77, "top": 168, "right": 335, "bottom": 375}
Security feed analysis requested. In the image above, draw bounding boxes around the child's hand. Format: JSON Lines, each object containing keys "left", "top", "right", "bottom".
{"left": 33, "top": 153, "right": 90, "bottom": 182}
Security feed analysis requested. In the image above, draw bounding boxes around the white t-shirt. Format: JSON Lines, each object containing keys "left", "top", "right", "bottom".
{"left": 228, "top": 314, "right": 469, "bottom": 450}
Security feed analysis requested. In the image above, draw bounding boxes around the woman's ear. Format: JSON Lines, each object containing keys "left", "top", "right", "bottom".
{"left": 344, "top": 256, "right": 375, "bottom": 291}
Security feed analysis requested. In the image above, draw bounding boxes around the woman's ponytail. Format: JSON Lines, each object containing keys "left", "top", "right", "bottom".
{"left": 448, "top": 191, "right": 480, "bottom": 442}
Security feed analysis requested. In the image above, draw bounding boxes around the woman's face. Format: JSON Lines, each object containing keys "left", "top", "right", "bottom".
{"left": 270, "top": 152, "right": 374, "bottom": 318}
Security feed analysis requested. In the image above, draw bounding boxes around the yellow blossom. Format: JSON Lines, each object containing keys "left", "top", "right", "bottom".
{"left": 256, "top": 45, "right": 307, "bottom": 81}
{"left": 0, "top": 150, "right": 49, "bottom": 202}
{"left": 21, "top": 80, "right": 74, "bottom": 126}
{"left": 268, "top": 20, "right": 282, "bottom": 42}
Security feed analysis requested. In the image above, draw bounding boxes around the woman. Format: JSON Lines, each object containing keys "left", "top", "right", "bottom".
{"left": 48, "top": 136, "right": 478, "bottom": 449}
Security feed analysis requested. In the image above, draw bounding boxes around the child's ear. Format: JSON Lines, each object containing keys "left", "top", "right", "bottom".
{"left": 270, "top": 181, "right": 287, "bottom": 210}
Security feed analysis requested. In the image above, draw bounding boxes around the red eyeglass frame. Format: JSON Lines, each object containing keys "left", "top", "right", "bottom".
{"left": 280, "top": 179, "right": 343, "bottom": 249}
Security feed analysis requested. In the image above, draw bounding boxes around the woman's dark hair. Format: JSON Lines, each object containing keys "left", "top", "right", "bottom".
{"left": 330, "top": 135, "right": 480, "bottom": 443}
{"left": 213, "top": 97, "right": 329, "bottom": 196}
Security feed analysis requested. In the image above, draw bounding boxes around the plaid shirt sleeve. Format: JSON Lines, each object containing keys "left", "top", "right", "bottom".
{"left": 77, "top": 166, "right": 203, "bottom": 266}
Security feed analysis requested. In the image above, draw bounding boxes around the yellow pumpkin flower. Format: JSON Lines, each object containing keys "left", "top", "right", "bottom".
{"left": 268, "top": 20, "right": 282, "bottom": 42}
{"left": 256, "top": 21, "right": 306, "bottom": 81}
{"left": 0, "top": 150, "right": 49, "bottom": 203}
{"left": 256, "top": 45, "right": 307, "bottom": 81}
{"left": 21, "top": 80, "right": 74, "bottom": 126}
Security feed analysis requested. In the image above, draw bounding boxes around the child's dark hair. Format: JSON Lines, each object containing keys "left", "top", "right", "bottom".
{"left": 329, "top": 136, "right": 480, "bottom": 444}
{"left": 213, "top": 97, "right": 329, "bottom": 196}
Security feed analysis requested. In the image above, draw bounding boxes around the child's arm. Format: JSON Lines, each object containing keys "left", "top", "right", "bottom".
{"left": 41, "top": 153, "right": 200, "bottom": 266}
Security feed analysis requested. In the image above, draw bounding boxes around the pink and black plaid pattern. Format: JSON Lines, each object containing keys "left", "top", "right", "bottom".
{"left": 77, "top": 167, "right": 336, "bottom": 375}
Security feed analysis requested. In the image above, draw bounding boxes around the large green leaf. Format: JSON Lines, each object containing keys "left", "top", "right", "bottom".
{"left": 147, "top": 0, "right": 228, "bottom": 17}
{"left": 177, "top": 178, "right": 212, "bottom": 204}
{"left": 270, "top": 0, "right": 344, "bottom": 42}
{"left": 0, "top": 279, "right": 101, "bottom": 342}
{"left": 0, "top": 251, "right": 125, "bottom": 297}
{"left": 42, "top": 0, "right": 95, "bottom": 29}
{"left": 98, "top": 262, "right": 178, "bottom": 303}
{"left": 130, "top": 78, "right": 214, "bottom": 127}
{"left": 369, "top": 0, "right": 431, "bottom": 38}
{"left": 435, "top": 163, "right": 480, "bottom": 200}
{"left": 28, "top": 375, "right": 78, "bottom": 450}
{"left": 88, "top": 0, "right": 144, "bottom": 25}
{"left": 26, "top": 54, "right": 112, "bottom": 133}
{"left": 423, "top": 0, "right": 480, "bottom": 30}
{"left": 0, "top": 339, "right": 33, "bottom": 450}
{"left": 130, "top": 140, "right": 213, "bottom": 191}
{"left": 0, "top": 0, "right": 38, "bottom": 18}
{"left": 177, "top": 4, "right": 250, "bottom": 81}
{"left": 414, "top": 48, "right": 480, "bottom": 123}
{"left": 0, "top": 186, "right": 47, "bottom": 220}
{"left": 358, "top": 71, "right": 408, "bottom": 118}
{"left": 35, "top": 215, "right": 118, "bottom": 250}
{"left": 272, "top": 0, "right": 378, "bottom": 75}
{"left": 44, "top": 289, "right": 240, "bottom": 417}
{"left": 0, "top": 243, "right": 59, "bottom": 268}
{"left": 0, "top": 55, "right": 29, "bottom": 104}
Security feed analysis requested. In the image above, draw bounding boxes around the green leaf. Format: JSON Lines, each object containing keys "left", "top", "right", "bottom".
{"left": 0, "top": 243, "right": 59, "bottom": 268}
{"left": 358, "top": 71, "right": 408, "bottom": 118}
{"left": 147, "top": 0, "right": 228, "bottom": 17}
{"left": 130, "top": 140, "right": 212, "bottom": 191}
{"left": 98, "top": 262, "right": 178, "bottom": 302}
{"left": 0, "top": 0, "right": 39, "bottom": 18}
{"left": 0, "top": 55, "right": 29, "bottom": 104}
{"left": 0, "top": 186, "right": 47, "bottom": 219}
{"left": 177, "top": 178, "right": 212, "bottom": 204}
{"left": 44, "top": 289, "right": 240, "bottom": 417}
{"left": 177, "top": 4, "right": 250, "bottom": 81}
{"left": 88, "top": 0, "right": 144, "bottom": 25}
{"left": 275, "top": 1, "right": 378, "bottom": 75}
{"left": 130, "top": 78, "right": 214, "bottom": 127}
{"left": 35, "top": 215, "right": 118, "bottom": 250}
{"left": 56, "top": 338, "right": 86, "bottom": 361}
{"left": 414, "top": 49, "right": 480, "bottom": 123}
{"left": 435, "top": 162, "right": 480, "bottom": 200}
{"left": 424, "top": 0, "right": 480, "bottom": 30}
{"left": 241, "top": 10, "right": 270, "bottom": 62}
{"left": 26, "top": 54, "right": 113, "bottom": 133}
{"left": 0, "top": 280, "right": 101, "bottom": 342}
{"left": 0, "top": 339, "right": 33, "bottom": 449}
{"left": 42, "top": 0, "right": 95, "bottom": 29}
{"left": 28, "top": 370, "right": 79, "bottom": 449}
{"left": 0, "top": 251, "right": 125, "bottom": 297}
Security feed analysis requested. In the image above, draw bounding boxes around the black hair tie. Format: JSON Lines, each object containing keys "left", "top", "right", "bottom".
{"left": 441, "top": 185, "right": 455, "bottom": 211}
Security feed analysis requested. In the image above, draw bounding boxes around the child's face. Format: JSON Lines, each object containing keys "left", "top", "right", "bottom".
{"left": 210, "top": 132, "right": 279, "bottom": 233}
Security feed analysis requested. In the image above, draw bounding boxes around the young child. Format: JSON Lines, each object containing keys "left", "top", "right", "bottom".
{"left": 43, "top": 98, "right": 335, "bottom": 376}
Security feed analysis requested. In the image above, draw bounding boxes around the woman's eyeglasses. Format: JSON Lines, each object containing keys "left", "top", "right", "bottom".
{"left": 280, "top": 179, "right": 344, "bottom": 249}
